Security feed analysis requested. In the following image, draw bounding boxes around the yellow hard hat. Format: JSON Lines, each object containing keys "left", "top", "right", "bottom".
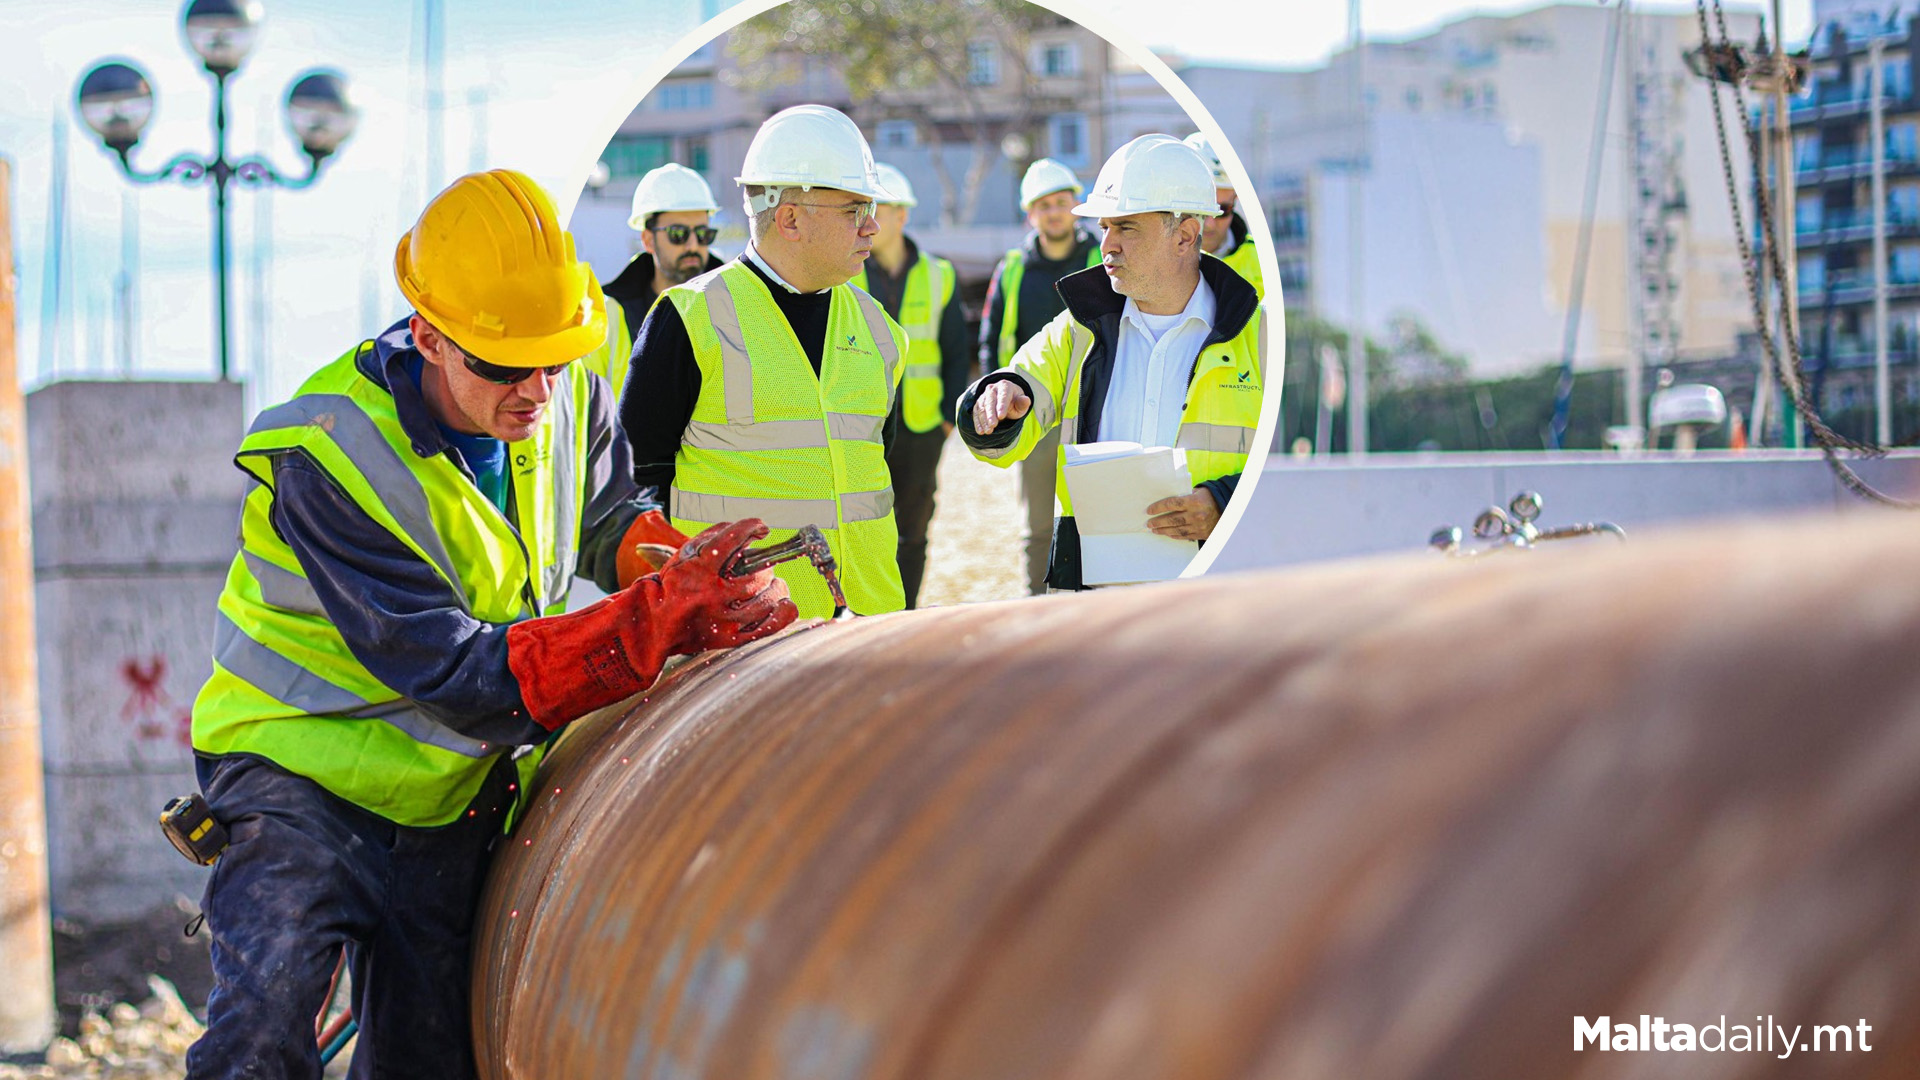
{"left": 394, "top": 169, "right": 606, "bottom": 369}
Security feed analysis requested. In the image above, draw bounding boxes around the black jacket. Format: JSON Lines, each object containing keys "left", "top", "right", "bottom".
{"left": 603, "top": 250, "right": 726, "bottom": 350}
{"left": 957, "top": 256, "right": 1262, "bottom": 590}
{"left": 976, "top": 225, "right": 1102, "bottom": 369}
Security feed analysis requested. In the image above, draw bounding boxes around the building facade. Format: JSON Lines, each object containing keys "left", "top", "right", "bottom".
{"left": 569, "top": 11, "right": 1145, "bottom": 282}
{"left": 1790, "top": 9, "right": 1920, "bottom": 426}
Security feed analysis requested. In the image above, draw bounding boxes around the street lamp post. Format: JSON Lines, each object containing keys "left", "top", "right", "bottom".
{"left": 74, "top": 0, "right": 356, "bottom": 382}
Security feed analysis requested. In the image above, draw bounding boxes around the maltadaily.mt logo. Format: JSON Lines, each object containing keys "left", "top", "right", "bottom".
{"left": 1575, "top": 1016, "right": 1872, "bottom": 1059}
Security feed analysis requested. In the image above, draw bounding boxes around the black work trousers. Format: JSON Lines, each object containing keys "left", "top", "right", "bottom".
{"left": 887, "top": 424, "right": 946, "bottom": 608}
{"left": 186, "top": 751, "right": 516, "bottom": 1080}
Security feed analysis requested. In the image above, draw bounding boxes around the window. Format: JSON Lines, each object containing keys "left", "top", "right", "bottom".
{"left": 1889, "top": 122, "right": 1918, "bottom": 162}
{"left": 1796, "top": 194, "right": 1823, "bottom": 233}
{"left": 1039, "top": 41, "right": 1079, "bottom": 77}
{"left": 1891, "top": 184, "right": 1920, "bottom": 223}
{"left": 684, "top": 137, "right": 710, "bottom": 175}
{"left": 1048, "top": 112, "right": 1088, "bottom": 167}
{"left": 876, "top": 120, "right": 918, "bottom": 150}
{"left": 655, "top": 79, "right": 713, "bottom": 112}
{"left": 1405, "top": 87, "right": 1422, "bottom": 111}
{"left": 1892, "top": 244, "right": 1920, "bottom": 284}
{"left": 1798, "top": 253, "right": 1826, "bottom": 292}
{"left": 1272, "top": 204, "right": 1308, "bottom": 242}
{"left": 604, "top": 135, "right": 672, "bottom": 180}
{"left": 968, "top": 41, "right": 998, "bottom": 85}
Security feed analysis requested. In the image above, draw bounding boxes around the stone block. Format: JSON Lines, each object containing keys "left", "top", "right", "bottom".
{"left": 32, "top": 499, "right": 243, "bottom": 572}
{"left": 33, "top": 574, "right": 224, "bottom": 773}
{"left": 26, "top": 380, "right": 245, "bottom": 511}
{"left": 43, "top": 769, "right": 207, "bottom": 924}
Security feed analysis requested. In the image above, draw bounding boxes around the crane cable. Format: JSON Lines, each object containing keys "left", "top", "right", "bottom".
{"left": 1694, "top": 0, "right": 1917, "bottom": 506}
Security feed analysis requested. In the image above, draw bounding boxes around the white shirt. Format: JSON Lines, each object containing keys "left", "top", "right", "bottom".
{"left": 1097, "top": 277, "right": 1216, "bottom": 448}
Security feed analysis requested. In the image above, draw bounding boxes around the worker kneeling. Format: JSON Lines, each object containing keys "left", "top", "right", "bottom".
{"left": 184, "top": 169, "right": 795, "bottom": 1079}
{"left": 958, "top": 135, "right": 1267, "bottom": 590}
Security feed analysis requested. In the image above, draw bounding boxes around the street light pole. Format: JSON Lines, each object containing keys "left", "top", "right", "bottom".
{"left": 74, "top": 0, "right": 356, "bottom": 382}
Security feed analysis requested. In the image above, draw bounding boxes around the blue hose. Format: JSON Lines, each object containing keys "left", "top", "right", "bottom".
{"left": 320, "top": 1019, "right": 358, "bottom": 1066}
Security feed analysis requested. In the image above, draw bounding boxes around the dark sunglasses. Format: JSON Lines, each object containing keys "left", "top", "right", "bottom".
{"left": 459, "top": 347, "right": 572, "bottom": 387}
{"left": 1218, "top": 201, "right": 1237, "bottom": 217}
{"left": 653, "top": 223, "right": 718, "bottom": 245}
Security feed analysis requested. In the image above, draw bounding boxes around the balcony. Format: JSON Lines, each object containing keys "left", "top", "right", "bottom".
{"left": 1798, "top": 269, "right": 1920, "bottom": 305}
{"left": 1795, "top": 206, "right": 1920, "bottom": 245}
{"left": 1790, "top": 85, "right": 1916, "bottom": 122}
{"left": 1795, "top": 144, "right": 1920, "bottom": 185}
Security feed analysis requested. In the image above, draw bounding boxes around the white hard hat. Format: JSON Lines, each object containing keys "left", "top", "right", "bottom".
{"left": 873, "top": 162, "right": 917, "bottom": 207}
{"left": 1019, "top": 157, "right": 1083, "bottom": 209}
{"left": 628, "top": 163, "right": 721, "bottom": 231}
{"left": 1072, "top": 135, "right": 1222, "bottom": 219}
{"left": 1182, "top": 131, "right": 1232, "bottom": 187}
{"left": 735, "top": 103, "right": 885, "bottom": 215}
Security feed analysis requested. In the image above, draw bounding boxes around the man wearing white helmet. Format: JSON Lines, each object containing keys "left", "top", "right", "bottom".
{"left": 1183, "top": 132, "right": 1265, "bottom": 300}
{"left": 849, "top": 162, "right": 969, "bottom": 608}
{"left": 621, "top": 104, "right": 910, "bottom": 618}
{"left": 594, "top": 163, "right": 727, "bottom": 401}
{"left": 979, "top": 157, "right": 1103, "bottom": 595}
{"left": 959, "top": 135, "right": 1267, "bottom": 591}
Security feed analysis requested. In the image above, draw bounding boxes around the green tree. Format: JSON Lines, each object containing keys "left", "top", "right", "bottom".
{"left": 727, "top": 0, "right": 1064, "bottom": 226}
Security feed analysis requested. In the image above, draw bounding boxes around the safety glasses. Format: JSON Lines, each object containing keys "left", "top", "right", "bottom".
{"left": 653, "top": 223, "right": 719, "bottom": 245}
{"left": 788, "top": 199, "right": 879, "bottom": 226}
{"left": 1218, "top": 201, "right": 1237, "bottom": 217}
{"left": 458, "top": 347, "right": 573, "bottom": 387}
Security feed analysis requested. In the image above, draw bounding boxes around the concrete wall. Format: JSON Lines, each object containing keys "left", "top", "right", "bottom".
{"left": 29, "top": 380, "right": 243, "bottom": 921}
{"left": 1209, "top": 451, "right": 1920, "bottom": 572}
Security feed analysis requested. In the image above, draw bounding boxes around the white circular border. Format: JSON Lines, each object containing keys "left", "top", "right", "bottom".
{"left": 557, "top": 0, "right": 1286, "bottom": 581}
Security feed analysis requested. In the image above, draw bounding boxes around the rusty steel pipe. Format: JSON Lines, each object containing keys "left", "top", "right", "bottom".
{"left": 476, "top": 515, "right": 1920, "bottom": 1080}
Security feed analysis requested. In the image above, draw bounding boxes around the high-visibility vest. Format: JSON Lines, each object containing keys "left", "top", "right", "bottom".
{"left": 1220, "top": 240, "right": 1266, "bottom": 300}
{"left": 993, "top": 244, "right": 1103, "bottom": 368}
{"left": 581, "top": 294, "right": 634, "bottom": 401}
{"left": 975, "top": 304, "right": 1269, "bottom": 516}
{"left": 663, "top": 262, "right": 908, "bottom": 618}
{"left": 190, "top": 341, "right": 594, "bottom": 827}
{"left": 852, "top": 250, "right": 955, "bottom": 433}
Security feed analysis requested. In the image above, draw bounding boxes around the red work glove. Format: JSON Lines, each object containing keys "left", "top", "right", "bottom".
{"left": 615, "top": 509, "right": 692, "bottom": 588}
{"left": 508, "top": 519, "right": 798, "bottom": 730}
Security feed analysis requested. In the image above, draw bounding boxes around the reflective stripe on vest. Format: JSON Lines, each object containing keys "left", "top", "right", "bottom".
{"left": 863, "top": 254, "right": 952, "bottom": 433}
{"left": 191, "top": 340, "right": 595, "bottom": 826}
{"left": 581, "top": 294, "right": 633, "bottom": 402}
{"left": 1049, "top": 310, "right": 1263, "bottom": 517}
{"left": 665, "top": 263, "right": 905, "bottom": 618}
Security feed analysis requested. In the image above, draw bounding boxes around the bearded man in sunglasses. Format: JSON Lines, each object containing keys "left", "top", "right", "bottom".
{"left": 596, "top": 164, "right": 727, "bottom": 400}
{"left": 622, "top": 104, "right": 910, "bottom": 619}
{"left": 183, "top": 169, "right": 795, "bottom": 1080}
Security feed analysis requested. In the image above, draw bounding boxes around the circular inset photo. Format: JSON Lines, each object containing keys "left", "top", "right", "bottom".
{"left": 570, "top": 0, "right": 1279, "bottom": 616}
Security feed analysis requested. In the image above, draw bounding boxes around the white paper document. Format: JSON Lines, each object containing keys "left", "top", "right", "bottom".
{"left": 1060, "top": 441, "right": 1197, "bottom": 585}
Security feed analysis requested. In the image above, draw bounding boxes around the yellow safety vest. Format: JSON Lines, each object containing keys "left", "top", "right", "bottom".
{"left": 993, "top": 244, "right": 1103, "bottom": 368}
{"left": 975, "top": 300, "right": 1269, "bottom": 516}
{"left": 853, "top": 250, "right": 955, "bottom": 434}
{"left": 581, "top": 294, "right": 634, "bottom": 402}
{"left": 1220, "top": 240, "right": 1265, "bottom": 300}
{"left": 663, "top": 262, "right": 908, "bottom": 618}
{"left": 190, "top": 341, "right": 593, "bottom": 826}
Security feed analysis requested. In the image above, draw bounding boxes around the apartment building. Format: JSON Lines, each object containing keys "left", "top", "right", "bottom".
{"left": 1790, "top": 7, "right": 1920, "bottom": 419}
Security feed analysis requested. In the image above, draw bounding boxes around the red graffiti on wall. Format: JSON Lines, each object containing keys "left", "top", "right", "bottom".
{"left": 120, "top": 656, "right": 192, "bottom": 748}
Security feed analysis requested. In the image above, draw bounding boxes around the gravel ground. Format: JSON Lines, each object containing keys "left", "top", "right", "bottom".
{"left": 917, "top": 430, "right": 1033, "bottom": 607}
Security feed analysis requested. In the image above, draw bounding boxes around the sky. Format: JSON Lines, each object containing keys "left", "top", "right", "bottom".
{"left": 1, "top": 0, "right": 1810, "bottom": 408}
